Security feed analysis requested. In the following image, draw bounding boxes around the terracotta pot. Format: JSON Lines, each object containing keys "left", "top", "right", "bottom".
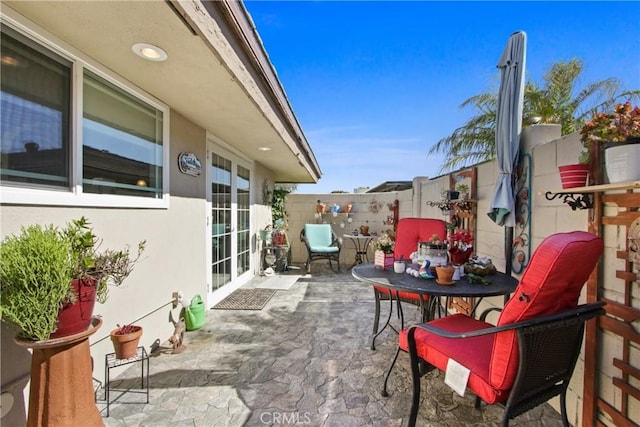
{"left": 435, "top": 266, "right": 455, "bottom": 285}
{"left": 558, "top": 164, "right": 589, "bottom": 189}
{"left": 51, "top": 278, "right": 97, "bottom": 339}
{"left": 110, "top": 325, "right": 143, "bottom": 359}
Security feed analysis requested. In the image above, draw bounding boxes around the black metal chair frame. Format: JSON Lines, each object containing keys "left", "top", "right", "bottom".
{"left": 371, "top": 289, "right": 434, "bottom": 351}
{"left": 406, "top": 301, "right": 606, "bottom": 427}
{"left": 300, "top": 227, "right": 342, "bottom": 273}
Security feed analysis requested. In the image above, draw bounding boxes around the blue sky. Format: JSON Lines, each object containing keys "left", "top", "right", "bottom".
{"left": 245, "top": 1, "right": 640, "bottom": 194}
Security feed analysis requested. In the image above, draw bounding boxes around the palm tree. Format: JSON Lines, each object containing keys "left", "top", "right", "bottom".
{"left": 429, "top": 58, "right": 640, "bottom": 172}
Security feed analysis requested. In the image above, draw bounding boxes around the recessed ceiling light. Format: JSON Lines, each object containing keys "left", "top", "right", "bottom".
{"left": 258, "top": 147, "right": 272, "bottom": 151}
{"left": 1, "top": 55, "right": 21, "bottom": 66}
{"left": 132, "top": 43, "right": 167, "bottom": 62}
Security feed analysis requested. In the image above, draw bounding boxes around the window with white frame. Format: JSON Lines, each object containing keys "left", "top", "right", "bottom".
{"left": 0, "top": 27, "right": 72, "bottom": 189}
{"left": 82, "top": 70, "right": 163, "bottom": 198}
{"left": 0, "top": 23, "right": 167, "bottom": 204}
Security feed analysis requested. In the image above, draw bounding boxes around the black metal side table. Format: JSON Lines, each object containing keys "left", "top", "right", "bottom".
{"left": 104, "top": 346, "right": 149, "bottom": 416}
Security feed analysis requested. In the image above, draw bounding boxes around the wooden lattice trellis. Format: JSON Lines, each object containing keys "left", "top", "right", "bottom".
{"left": 583, "top": 186, "right": 640, "bottom": 427}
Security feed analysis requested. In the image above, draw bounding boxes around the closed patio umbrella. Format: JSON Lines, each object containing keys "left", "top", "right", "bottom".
{"left": 488, "top": 31, "right": 526, "bottom": 275}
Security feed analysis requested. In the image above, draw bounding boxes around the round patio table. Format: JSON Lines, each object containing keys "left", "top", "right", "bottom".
{"left": 353, "top": 263, "right": 517, "bottom": 302}
{"left": 353, "top": 263, "right": 518, "bottom": 346}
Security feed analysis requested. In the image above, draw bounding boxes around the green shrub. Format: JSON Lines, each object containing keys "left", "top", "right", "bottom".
{"left": 0, "top": 224, "right": 74, "bottom": 341}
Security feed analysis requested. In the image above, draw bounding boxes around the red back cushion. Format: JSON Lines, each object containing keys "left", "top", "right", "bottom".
{"left": 393, "top": 218, "right": 447, "bottom": 260}
{"left": 489, "top": 231, "right": 604, "bottom": 390}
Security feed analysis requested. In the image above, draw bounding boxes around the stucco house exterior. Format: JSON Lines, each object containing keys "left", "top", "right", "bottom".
{"left": 0, "top": 1, "right": 320, "bottom": 421}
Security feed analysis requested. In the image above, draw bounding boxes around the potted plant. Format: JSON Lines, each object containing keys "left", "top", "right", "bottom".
{"left": 110, "top": 323, "right": 143, "bottom": 359}
{"left": 448, "top": 230, "right": 474, "bottom": 265}
{"left": 258, "top": 224, "right": 273, "bottom": 242}
{"left": 441, "top": 188, "right": 459, "bottom": 200}
{"left": 455, "top": 183, "right": 470, "bottom": 199}
{"left": 0, "top": 224, "right": 74, "bottom": 341}
{"left": 373, "top": 231, "right": 395, "bottom": 270}
{"left": 0, "top": 217, "right": 145, "bottom": 341}
{"left": 580, "top": 101, "right": 640, "bottom": 183}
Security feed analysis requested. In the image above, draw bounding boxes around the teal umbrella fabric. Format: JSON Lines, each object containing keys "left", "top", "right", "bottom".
{"left": 488, "top": 31, "right": 527, "bottom": 227}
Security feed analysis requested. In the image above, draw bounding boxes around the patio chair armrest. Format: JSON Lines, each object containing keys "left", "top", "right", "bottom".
{"left": 300, "top": 230, "right": 310, "bottom": 245}
{"left": 408, "top": 301, "right": 606, "bottom": 340}
{"left": 479, "top": 307, "right": 502, "bottom": 322}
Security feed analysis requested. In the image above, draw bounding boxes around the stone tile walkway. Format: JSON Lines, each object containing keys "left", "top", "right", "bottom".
{"left": 100, "top": 265, "right": 564, "bottom": 426}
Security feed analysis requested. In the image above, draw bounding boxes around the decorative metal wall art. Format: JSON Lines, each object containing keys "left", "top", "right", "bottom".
{"left": 512, "top": 152, "right": 532, "bottom": 274}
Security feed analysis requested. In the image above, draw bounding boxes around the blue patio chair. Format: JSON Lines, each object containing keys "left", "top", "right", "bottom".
{"left": 300, "top": 224, "right": 342, "bottom": 273}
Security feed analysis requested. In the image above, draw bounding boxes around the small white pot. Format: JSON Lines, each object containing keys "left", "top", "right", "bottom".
{"left": 393, "top": 261, "right": 405, "bottom": 274}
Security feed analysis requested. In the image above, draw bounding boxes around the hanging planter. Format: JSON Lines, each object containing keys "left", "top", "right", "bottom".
{"left": 258, "top": 228, "right": 273, "bottom": 242}
{"left": 110, "top": 325, "right": 143, "bottom": 359}
{"left": 558, "top": 164, "right": 590, "bottom": 189}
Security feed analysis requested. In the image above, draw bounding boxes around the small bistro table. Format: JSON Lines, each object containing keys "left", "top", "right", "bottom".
{"left": 352, "top": 264, "right": 518, "bottom": 342}
{"left": 342, "top": 234, "right": 375, "bottom": 268}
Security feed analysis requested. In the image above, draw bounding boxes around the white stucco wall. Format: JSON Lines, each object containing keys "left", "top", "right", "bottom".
{"left": 0, "top": 109, "right": 278, "bottom": 421}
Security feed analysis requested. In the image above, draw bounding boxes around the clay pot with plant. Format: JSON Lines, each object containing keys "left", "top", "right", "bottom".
{"left": 110, "top": 324, "right": 143, "bottom": 359}
{"left": 579, "top": 101, "right": 640, "bottom": 183}
{"left": 455, "top": 183, "right": 470, "bottom": 199}
{"left": 0, "top": 217, "right": 145, "bottom": 341}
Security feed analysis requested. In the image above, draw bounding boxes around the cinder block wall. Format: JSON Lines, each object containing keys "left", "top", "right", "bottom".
{"left": 285, "top": 190, "right": 413, "bottom": 268}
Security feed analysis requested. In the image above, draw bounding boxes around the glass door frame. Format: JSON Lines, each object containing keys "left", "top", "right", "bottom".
{"left": 205, "top": 136, "right": 254, "bottom": 307}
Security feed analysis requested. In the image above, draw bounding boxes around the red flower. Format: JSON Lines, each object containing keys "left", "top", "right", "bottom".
{"left": 449, "top": 230, "right": 473, "bottom": 251}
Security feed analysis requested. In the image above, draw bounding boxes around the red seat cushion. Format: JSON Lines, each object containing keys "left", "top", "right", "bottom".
{"left": 373, "top": 218, "right": 447, "bottom": 306}
{"left": 490, "top": 231, "right": 604, "bottom": 391}
{"left": 401, "top": 231, "right": 604, "bottom": 403}
{"left": 393, "top": 218, "right": 447, "bottom": 260}
{"left": 399, "top": 314, "right": 507, "bottom": 404}
{"left": 374, "top": 286, "right": 429, "bottom": 303}
{"left": 374, "top": 218, "right": 447, "bottom": 305}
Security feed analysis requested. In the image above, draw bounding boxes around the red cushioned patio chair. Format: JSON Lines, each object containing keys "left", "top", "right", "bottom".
{"left": 402, "top": 231, "right": 605, "bottom": 427}
{"left": 370, "top": 217, "right": 447, "bottom": 350}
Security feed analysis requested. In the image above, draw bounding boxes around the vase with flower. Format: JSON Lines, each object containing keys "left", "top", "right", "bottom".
{"left": 448, "top": 230, "right": 473, "bottom": 266}
{"left": 373, "top": 231, "right": 395, "bottom": 270}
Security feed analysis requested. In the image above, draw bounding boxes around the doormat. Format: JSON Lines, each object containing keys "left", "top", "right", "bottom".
{"left": 213, "top": 289, "right": 278, "bottom": 310}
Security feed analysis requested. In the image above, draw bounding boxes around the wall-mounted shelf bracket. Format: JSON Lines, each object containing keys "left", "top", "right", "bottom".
{"left": 427, "top": 199, "right": 475, "bottom": 214}
{"left": 545, "top": 191, "right": 593, "bottom": 210}
{"left": 545, "top": 181, "right": 640, "bottom": 211}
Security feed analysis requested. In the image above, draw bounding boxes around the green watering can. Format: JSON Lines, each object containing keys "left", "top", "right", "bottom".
{"left": 181, "top": 294, "right": 205, "bottom": 331}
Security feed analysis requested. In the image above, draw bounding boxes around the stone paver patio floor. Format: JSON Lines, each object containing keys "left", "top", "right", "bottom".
{"left": 100, "top": 264, "right": 564, "bottom": 426}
